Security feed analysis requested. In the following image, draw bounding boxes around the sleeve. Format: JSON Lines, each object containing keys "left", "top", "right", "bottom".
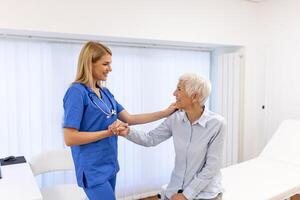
{"left": 103, "top": 88, "right": 124, "bottom": 114}
{"left": 63, "top": 87, "right": 85, "bottom": 130}
{"left": 116, "top": 101, "right": 124, "bottom": 114}
{"left": 183, "top": 119, "right": 227, "bottom": 200}
{"left": 125, "top": 116, "right": 173, "bottom": 147}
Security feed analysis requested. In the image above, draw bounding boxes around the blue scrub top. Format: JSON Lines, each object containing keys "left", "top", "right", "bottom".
{"left": 63, "top": 83, "right": 124, "bottom": 188}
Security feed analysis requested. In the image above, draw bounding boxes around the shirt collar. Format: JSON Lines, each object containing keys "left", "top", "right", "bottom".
{"left": 181, "top": 106, "right": 209, "bottom": 127}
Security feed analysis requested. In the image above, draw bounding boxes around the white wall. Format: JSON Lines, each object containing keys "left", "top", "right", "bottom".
{"left": 0, "top": 0, "right": 257, "bottom": 44}
{"left": 0, "top": 0, "right": 266, "bottom": 160}
{"left": 258, "top": 0, "right": 300, "bottom": 145}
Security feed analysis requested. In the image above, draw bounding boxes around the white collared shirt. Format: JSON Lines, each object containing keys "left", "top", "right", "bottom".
{"left": 126, "top": 109, "right": 226, "bottom": 199}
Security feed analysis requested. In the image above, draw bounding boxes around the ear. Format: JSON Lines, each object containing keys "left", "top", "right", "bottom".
{"left": 191, "top": 93, "right": 200, "bottom": 103}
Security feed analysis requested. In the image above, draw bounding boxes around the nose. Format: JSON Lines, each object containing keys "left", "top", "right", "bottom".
{"left": 108, "top": 65, "right": 112, "bottom": 72}
{"left": 173, "top": 90, "right": 177, "bottom": 97}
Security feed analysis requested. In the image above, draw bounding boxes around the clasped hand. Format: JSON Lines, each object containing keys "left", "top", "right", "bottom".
{"left": 108, "top": 120, "right": 129, "bottom": 137}
{"left": 170, "top": 193, "right": 187, "bottom": 200}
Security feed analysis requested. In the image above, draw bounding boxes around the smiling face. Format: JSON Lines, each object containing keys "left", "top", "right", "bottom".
{"left": 92, "top": 54, "right": 112, "bottom": 82}
{"left": 173, "top": 81, "right": 193, "bottom": 110}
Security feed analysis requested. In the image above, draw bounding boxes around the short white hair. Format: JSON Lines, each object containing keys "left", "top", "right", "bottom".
{"left": 179, "top": 73, "right": 211, "bottom": 105}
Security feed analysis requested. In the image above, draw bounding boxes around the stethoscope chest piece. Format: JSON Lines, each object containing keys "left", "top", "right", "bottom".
{"left": 106, "top": 109, "right": 116, "bottom": 118}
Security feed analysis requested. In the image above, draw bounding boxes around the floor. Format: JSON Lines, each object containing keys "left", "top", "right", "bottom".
{"left": 140, "top": 194, "right": 300, "bottom": 200}
{"left": 139, "top": 196, "right": 159, "bottom": 200}
{"left": 291, "top": 194, "right": 300, "bottom": 200}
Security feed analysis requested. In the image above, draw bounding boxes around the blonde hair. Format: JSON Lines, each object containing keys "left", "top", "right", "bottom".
{"left": 179, "top": 73, "right": 211, "bottom": 105}
{"left": 74, "top": 41, "right": 112, "bottom": 87}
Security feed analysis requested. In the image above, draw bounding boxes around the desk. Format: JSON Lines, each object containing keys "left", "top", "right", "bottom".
{"left": 0, "top": 163, "right": 42, "bottom": 200}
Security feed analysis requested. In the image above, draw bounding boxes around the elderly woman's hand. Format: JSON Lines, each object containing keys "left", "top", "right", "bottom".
{"left": 108, "top": 120, "right": 129, "bottom": 136}
{"left": 108, "top": 120, "right": 128, "bottom": 136}
{"left": 170, "top": 193, "right": 187, "bottom": 200}
{"left": 117, "top": 126, "right": 130, "bottom": 137}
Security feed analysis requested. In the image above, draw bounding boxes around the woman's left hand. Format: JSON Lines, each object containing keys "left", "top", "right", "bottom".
{"left": 109, "top": 120, "right": 128, "bottom": 135}
{"left": 170, "top": 193, "right": 187, "bottom": 200}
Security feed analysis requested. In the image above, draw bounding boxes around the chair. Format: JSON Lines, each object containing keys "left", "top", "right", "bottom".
{"left": 157, "top": 184, "right": 168, "bottom": 199}
{"left": 29, "top": 149, "right": 87, "bottom": 200}
{"left": 221, "top": 120, "right": 300, "bottom": 200}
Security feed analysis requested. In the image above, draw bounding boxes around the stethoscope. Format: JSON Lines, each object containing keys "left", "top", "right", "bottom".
{"left": 83, "top": 85, "right": 117, "bottom": 118}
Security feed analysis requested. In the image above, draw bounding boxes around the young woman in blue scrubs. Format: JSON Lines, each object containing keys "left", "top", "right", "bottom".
{"left": 63, "top": 41, "right": 176, "bottom": 200}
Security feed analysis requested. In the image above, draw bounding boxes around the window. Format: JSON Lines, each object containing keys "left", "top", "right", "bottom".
{"left": 0, "top": 37, "right": 241, "bottom": 198}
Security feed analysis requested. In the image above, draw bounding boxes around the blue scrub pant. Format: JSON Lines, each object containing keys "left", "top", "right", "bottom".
{"left": 83, "top": 176, "right": 116, "bottom": 200}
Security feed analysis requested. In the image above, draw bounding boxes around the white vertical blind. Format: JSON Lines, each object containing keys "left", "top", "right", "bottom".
{"left": 0, "top": 38, "right": 211, "bottom": 198}
{"left": 211, "top": 52, "right": 242, "bottom": 167}
{"left": 0, "top": 39, "right": 81, "bottom": 186}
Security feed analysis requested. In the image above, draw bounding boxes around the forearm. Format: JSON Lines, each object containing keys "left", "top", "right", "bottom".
{"left": 126, "top": 111, "right": 168, "bottom": 125}
{"left": 64, "top": 128, "right": 113, "bottom": 146}
{"left": 125, "top": 122, "right": 172, "bottom": 147}
{"left": 126, "top": 128, "right": 156, "bottom": 147}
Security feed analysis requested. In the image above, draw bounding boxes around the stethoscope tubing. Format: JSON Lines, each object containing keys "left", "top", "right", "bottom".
{"left": 82, "top": 84, "right": 117, "bottom": 118}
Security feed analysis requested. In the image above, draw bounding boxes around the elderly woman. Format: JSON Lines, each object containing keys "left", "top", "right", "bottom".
{"left": 112, "top": 73, "right": 226, "bottom": 200}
